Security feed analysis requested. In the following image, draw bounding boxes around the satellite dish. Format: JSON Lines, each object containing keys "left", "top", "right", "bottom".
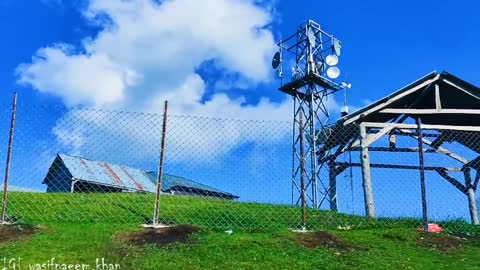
{"left": 307, "top": 29, "right": 316, "bottom": 47}
{"left": 326, "top": 66, "right": 340, "bottom": 79}
{"left": 333, "top": 39, "right": 342, "bottom": 56}
{"left": 325, "top": 54, "right": 339, "bottom": 66}
{"left": 272, "top": 52, "right": 281, "bottom": 69}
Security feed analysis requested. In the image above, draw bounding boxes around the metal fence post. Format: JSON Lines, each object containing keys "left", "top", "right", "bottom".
{"left": 153, "top": 100, "right": 168, "bottom": 225}
{"left": 1, "top": 93, "right": 17, "bottom": 224}
{"left": 299, "top": 112, "right": 307, "bottom": 229}
{"left": 417, "top": 117, "right": 429, "bottom": 232}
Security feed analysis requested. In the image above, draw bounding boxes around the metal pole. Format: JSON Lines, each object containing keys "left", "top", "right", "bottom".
{"left": 417, "top": 117, "right": 429, "bottom": 232}
{"left": 329, "top": 162, "right": 338, "bottom": 212}
{"left": 291, "top": 97, "right": 296, "bottom": 206}
{"left": 299, "top": 112, "right": 307, "bottom": 229}
{"left": 1, "top": 93, "right": 17, "bottom": 224}
{"left": 153, "top": 100, "right": 168, "bottom": 225}
{"left": 309, "top": 85, "right": 318, "bottom": 209}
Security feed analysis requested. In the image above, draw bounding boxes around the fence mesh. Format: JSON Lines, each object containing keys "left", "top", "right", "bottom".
{"left": 0, "top": 101, "right": 479, "bottom": 234}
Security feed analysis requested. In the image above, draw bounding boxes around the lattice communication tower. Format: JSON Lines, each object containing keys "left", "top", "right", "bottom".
{"left": 272, "top": 20, "right": 350, "bottom": 210}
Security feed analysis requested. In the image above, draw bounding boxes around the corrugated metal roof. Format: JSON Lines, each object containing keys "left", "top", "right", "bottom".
{"left": 55, "top": 154, "right": 238, "bottom": 198}
{"left": 58, "top": 154, "right": 155, "bottom": 192}
{"left": 145, "top": 172, "right": 238, "bottom": 198}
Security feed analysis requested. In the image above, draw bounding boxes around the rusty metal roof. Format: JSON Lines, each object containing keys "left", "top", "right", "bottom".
{"left": 48, "top": 154, "right": 238, "bottom": 198}
{"left": 57, "top": 154, "right": 155, "bottom": 192}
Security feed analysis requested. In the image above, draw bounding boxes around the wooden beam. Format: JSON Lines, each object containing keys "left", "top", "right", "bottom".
{"left": 335, "top": 162, "right": 462, "bottom": 172}
{"left": 379, "top": 108, "right": 480, "bottom": 115}
{"left": 363, "top": 122, "right": 480, "bottom": 133}
{"left": 386, "top": 129, "right": 439, "bottom": 138}
{"left": 363, "top": 126, "right": 395, "bottom": 147}
{"left": 348, "top": 146, "right": 460, "bottom": 154}
{"left": 443, "top": 79, "right": 480, "bottom": 101}
{"left": 464, "top": 168, "right": 479, "bottom": 225}
{"left": 435, "top": 169, "right": 467, "bottom": 194}
{"left": 397, "top": 129, "right": 468, "bottom": 165}
{"left": 394, "top": 83, "right": 435, "bottom": 124}
{"left": 347, "top": 143, "right": 467, "bottom": 166}
{"left": 360, "top": 123, "right": 375, "bottom": 218}
{"left": 474, "top": 172, "right": 480, "bottom": 192}
{"left": 343, "top": 74, "right": 440, "bottom": 125}
{"left": 435, "top": 84, "right": 442, "bottom": 111}
{"left": 417, "top": 117, "right": 429, "bottom": 232}
{"left": 329, "top": 163, "right": 338, "bottom": 212}
{"left": 389, "top": 134, "right": 396, "bottom": 149}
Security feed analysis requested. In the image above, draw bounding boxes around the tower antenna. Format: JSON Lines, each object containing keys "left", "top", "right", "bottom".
{"left": 272, "top": 20, "right": 350, "bottom": 211}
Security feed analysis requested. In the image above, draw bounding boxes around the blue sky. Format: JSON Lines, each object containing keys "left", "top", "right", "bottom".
{"left": 1, "top": 0, "right": 479, "bottom": 110}
{"left": 0, "top": 0, "right": 478, "bottom": 222}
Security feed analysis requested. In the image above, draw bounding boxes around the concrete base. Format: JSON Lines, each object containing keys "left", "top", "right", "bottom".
{"left": 141, "top": 223, "right": 171, "bottom": 229}
{"left": 291, "top": 227, "right": 312, "bottom": 233}
{"left": 0, "top": 221, "right": 12, "bottom": 225}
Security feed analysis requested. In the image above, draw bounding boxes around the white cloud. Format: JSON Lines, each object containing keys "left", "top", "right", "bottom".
{"left": 17, "top": 0, "right": 281, "bottom": 116}
{"left": 17, "top": 44, "right": 138, "bottom": 107}
{"left": 16, "top": 0, "right": 311, "bottom": 163}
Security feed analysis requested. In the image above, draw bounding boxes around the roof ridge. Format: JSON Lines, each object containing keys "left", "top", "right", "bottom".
{"left": 58, "top": 153, "right": 151, "bottom": 173}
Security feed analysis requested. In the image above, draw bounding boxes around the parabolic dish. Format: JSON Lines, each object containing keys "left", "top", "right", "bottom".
{"left": 325, "top": 54, "right": 339, "bottom": 66}
{"left": 333, "top": 39, "right": 342, "bottom": 56}
{"left": 272, "top": 51, "right": 281, "bottom": 69}
{"left": 326, "top": 66, "right": 340, "bottom": 79}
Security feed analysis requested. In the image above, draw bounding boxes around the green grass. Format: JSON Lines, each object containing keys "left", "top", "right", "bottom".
{"left": 1, "top": 192, "right": 480, "bottom": 269}
{"left": 5, "top": 192, "right": 479, "bottom": 234}
{"left": 1, "top": 224, "right": 479, "bottom": 269}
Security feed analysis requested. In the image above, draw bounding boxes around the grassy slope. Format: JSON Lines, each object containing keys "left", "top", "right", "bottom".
{"left": 6, "top": 192, "right": 479, "bottom": 233}
{"left": 1, "top": 192, "right": 479, "bottom": 269}
{"left": 1, "top": 224, "right": 479, "bottom": 270}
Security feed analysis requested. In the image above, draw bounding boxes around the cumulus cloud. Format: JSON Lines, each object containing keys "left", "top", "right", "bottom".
{"left": 18, "top": 0, "right": 282, "bottom": 116}
{"left": 16, "top": 0, "right": 309, "bottom": 164}
{"left": 17, "top": 44, "right": 138, "bottom": 106}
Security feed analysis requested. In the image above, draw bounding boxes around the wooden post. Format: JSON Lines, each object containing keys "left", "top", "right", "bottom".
{"left": 464, "top": 168, "right": 479, "bottom": 225}
{"left": 70, "top": 179, "right": 76, "bottom": 193}
{"left": 329, "top": 163, "right": 338, "bottom": 212}
{"left": 299, "top": 112, "right": 307, "bottom": 229}
{"left": 416, "top": 117, "right": 429, "bottom": 232}
{"left": 360, "top": 123, "right": 375, "bottom": 218}
{"left": 153, "top": 100, "right": 168, "bottom": 225}
{"left": 1, "top": 93, "right": 17, "bottom": 224}
{"left": 389, "top": 134, "right": 396, "bottom": 150}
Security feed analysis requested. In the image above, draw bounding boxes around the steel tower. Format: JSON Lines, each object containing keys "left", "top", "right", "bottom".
{"left": 273, "top": 20, "right": 347, "bottom": 212}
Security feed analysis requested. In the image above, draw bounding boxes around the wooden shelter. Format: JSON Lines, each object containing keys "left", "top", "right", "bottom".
{"left": 319, "top": 71, "right": 480, "bottom": 224}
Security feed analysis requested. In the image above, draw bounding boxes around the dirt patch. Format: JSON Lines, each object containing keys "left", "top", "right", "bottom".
{"left": 292, "top": 231, "right": 365, "bottom": 252}
{"left": 382, "top": 232, "right": 411, "bottom": 242}
{"left": 417, "top": 233, "right": 463, "bottom": 252}
{"left": 0, "top": 224, "right": 38, "bottom": 244}
{"left": 452, "top": 234, "right": 480, "bottom": 247}
{"left": 119, "top": 225, "right": 202, "bottom": 246}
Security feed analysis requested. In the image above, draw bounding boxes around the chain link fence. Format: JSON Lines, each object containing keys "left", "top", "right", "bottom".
{"left": 0, "top": 98, "right": 479, "bottom": 234}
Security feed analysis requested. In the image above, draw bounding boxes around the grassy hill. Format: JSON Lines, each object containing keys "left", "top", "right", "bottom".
{"left": 5, "top": 192, "right": 479, "bottom": 234}
{"left": 1, "top": 192, "right": 479, "bottom": 269}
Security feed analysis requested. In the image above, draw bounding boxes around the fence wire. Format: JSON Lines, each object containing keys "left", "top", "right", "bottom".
{"left": 0, "top": 101, "right": 479, "bottom": 234}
